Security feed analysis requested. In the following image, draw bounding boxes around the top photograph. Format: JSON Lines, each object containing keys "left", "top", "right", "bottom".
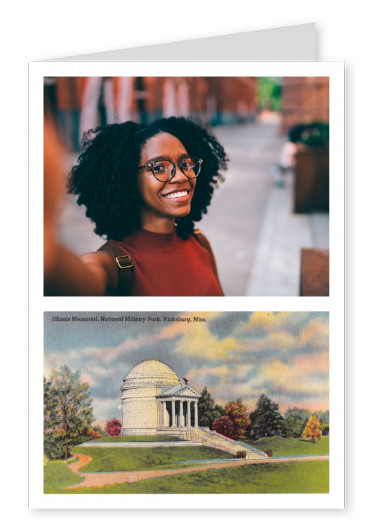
{"left": 44, "top": 76, "right": 329, "bottom": 297}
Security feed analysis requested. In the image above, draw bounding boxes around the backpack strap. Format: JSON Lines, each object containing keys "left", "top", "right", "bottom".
{"left": 97, "top": 241, "right": 133, "bottom": 296}
{"left": 97, "top": 231, "right": 222, "bottom": 296}
{"left": 193, "top": 229, "right": 223, "bottom": 294}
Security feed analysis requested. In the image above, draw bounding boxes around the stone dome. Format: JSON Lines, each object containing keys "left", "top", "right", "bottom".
{"left": 122, "top": 359, "right": 179, "bottom": 387}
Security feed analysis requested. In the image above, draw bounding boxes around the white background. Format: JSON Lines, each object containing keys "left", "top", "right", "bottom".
{"left": 2, "top": 0, "right": 372, "bottom": 527}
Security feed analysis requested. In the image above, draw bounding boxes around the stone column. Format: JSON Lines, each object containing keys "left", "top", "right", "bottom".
{"left": 179, "top": 400, "right": 183, "bottom": 427}
{"left": 194, "top": 401, "right": 198, "bottom": 427}
{"left": 187, "top": 400, "right": 191, "bottom": 427}
{"left": 163, "top": 401, "right": 167, "bottom": 427}
{"left": 171, "top": 400, "right": 176, "bottom": 427}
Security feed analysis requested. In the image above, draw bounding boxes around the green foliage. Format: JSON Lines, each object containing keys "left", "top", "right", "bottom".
{"left": 257, "top": 77, "right": 282, "bottom": 111}
{"left": 284, "top": 408, "right": 311, "bottom": 438}
{"left": 225, "top": 399, "right": 250, "bottom": 440}
{"left": 198, "top": 387, "right": 224, "bottom": 429}
{"left": 314, "top": 410, "right": 329, "bottom": 425}
{"left": 248, "top": 394, "right": 285, "bottom": 440}
{"left": 44, "top": 365, "right": 94, "bottom": 460}
{"left": 91, "top": 424, "right": 106, "bottom": 436}
{"left": 300, "top": 122, "right": 329, "bottom": 146}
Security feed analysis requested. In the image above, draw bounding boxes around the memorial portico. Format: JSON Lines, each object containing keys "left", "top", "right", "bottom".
{"left": 121, "top": 360, "right": 201, "bottom": 436}
{"left": 157, "top": 386, "right": 200, "bottom": 429}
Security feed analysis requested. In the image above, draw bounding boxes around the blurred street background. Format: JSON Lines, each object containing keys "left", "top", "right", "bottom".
{"left": 45, "top": 76, "right": 330, "bottom": 296}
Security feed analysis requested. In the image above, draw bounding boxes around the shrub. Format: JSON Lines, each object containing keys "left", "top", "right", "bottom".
{"left": 105, "top": 418, "right": 122, "bottom": 436}
{"left": 235, "top": 451, "right": 246, "bottom": 459}
{"left": 212, "top": 416, "right": 235, "bottom": 438}
{"left": 264, "top": 449, "right": 273, "bottom": 457}
{"left": 86, "top": 428, "right": 102, "bottom": 440}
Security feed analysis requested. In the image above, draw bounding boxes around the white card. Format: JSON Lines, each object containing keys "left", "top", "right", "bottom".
{"left": 29, "top": 25, "right": 344, "bottom": 510}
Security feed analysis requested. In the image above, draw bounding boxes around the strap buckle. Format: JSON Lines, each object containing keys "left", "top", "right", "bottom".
{"left": 115, "top": 255, "right": 133, "bottom": 269}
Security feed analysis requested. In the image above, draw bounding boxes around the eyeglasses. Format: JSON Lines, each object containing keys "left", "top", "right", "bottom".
{"left": 138, "top": 156, "right": 203, "bottom": 182}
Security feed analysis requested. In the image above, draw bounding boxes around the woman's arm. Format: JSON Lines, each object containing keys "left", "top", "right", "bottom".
{"left": 44, "top": 232, "right": 118, "bottom": 295}
{"left": 44, "top": 118, "right": 118, "bottom": 296}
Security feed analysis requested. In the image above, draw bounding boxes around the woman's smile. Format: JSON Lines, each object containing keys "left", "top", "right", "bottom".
{"left": 162, "top": 187, "right": 192, "bottom": 200}
{"left": 137, "top": 132, "right": 196, "bottom": 231}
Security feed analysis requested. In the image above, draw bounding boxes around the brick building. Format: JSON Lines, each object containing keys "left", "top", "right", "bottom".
{"left": 113, "top": 76, "right": 258, "bottom": 125}
{"left": 280, "top": 77, "right": 329, "bottom": 135}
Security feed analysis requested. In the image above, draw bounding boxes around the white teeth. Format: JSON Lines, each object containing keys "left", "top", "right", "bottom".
{"left": 165, "top": 191, "right": 188, "bottom": 199}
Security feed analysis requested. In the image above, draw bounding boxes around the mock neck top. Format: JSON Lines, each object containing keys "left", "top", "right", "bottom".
{"left": 113, "top": 228, "right": 223, "bottom": 296}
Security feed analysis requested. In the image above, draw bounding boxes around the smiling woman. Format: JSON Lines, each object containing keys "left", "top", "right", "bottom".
{"left": 44, "top": 117, "right": 228, "bottom": 296}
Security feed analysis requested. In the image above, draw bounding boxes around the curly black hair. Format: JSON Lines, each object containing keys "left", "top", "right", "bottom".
{"left": 68, "top": 116, "right": 228, "bottom": 240}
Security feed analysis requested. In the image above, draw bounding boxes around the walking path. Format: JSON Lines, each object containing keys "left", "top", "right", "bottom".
{"left": 66, "top": 452, "right": 329, "bottom": 490}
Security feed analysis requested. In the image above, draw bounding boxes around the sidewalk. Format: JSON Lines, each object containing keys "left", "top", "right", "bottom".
{"left": 245, "top": 174, "right": 329, "bottom": 296}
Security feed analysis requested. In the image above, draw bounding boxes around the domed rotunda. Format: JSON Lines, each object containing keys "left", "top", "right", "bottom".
{"left": 121, "top": 360, "right": 201, "bottom": 436}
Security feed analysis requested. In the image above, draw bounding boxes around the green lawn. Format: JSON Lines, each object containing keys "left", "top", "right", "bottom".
{"left": 88, "top": 435, "right": 181, "bottom": 443}
{"left": 247, "top": 436, "right": 329, "bottom": 457}
{"left": 47, "top": 460, "right": 329, "bottom": 494}
{"left": 44, "top": 436, "right": 329, "bottom": 494}
{"left": 70, "top": 445, "right": 232, "bottom": 473}
{"left": 44, "top": 460, "right": 85, "bottom": 492}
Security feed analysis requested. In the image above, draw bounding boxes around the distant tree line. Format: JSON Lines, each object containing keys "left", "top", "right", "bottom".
{"left": 198, "top": 388, "right": 329, "bottom": 443}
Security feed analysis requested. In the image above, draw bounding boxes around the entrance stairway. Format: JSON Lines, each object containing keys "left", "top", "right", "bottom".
{"left": 183, "top": 427, "right": 266, "bottom": 460}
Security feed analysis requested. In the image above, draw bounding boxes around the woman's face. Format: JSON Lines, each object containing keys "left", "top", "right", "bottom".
{"left": 137, "top": 132, "right": 196, "bottom": 231}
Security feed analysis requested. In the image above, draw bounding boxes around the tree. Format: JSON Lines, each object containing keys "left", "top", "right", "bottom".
{"left": 212, "top": 416, "right": 235, "bottom": 438}
{"left": 44, "top": 365, "right": 94, "bottom": 460}
{"left": 302, "top": 415, "right": 322, "bottom": 443}
{"left": 314, "top": 410, "right": 329, "bottom": 424}
{"left": 105, "top": 418, "right": 122, "bottom": 436}
{"left": 225, "top": 399, "right": 250, "bottom": 440}
{"left": 248, "top": 394, "right": 285, "bottom": 441}
{"left": 284, "top": 408, "right": 311, "bottom": 438}
{"left": 198, "top": 387, "right": 225, "bottom": 429}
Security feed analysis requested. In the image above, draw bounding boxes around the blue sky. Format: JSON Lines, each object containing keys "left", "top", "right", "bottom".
{"left": 44, "top": 311, "right": 329, "bottom": 426}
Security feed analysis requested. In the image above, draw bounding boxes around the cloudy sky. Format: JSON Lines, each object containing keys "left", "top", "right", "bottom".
{"left": 44, "top": 311, "right": 329, "bottom": 426}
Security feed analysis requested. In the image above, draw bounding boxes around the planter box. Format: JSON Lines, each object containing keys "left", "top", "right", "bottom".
{"left": 300, "top": 248, "right": 329, "bottom": 296}
{"left": 294, "top": 143, "right": 329, "bottom": 213}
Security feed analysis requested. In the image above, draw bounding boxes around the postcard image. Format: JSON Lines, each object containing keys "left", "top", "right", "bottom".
{"left": 32, "top": 63, "right": 344, "bottom": 299}
{"left": 37, "top": 311, "right": 338, "bottom": 508}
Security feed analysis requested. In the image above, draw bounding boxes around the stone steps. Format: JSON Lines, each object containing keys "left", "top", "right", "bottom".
{"left": 185, "top": 428, "right": 266, "bottom": 460}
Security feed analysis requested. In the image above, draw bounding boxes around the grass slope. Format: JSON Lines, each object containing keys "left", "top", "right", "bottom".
{"left": 44, "top": 461, "right": 85, "bottom": 493}
{"left": 60, "top": 461, "right": 329, "bottom": 494}
{"left": 248, "top": 436, "right": 329, "bottom": 456}
{"left": 44, "top": 437, "right": 329, "bottom": 494}
{"left": 70, "top": 445, "right": 232, "bottom": 473}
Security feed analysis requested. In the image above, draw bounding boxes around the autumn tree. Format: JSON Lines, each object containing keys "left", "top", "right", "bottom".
{"left": 225, "top": 399, "right": 250, "bottom": 440}
{"left": 248, "top": 394, "right": 285, "bottom": 440}
{"left": 302, "top": 415, "right": 322, "bottom": 443}
{"left": 198, "top": 387, "right": 225, "bottom": 428}
{"left": 212, "top": 416, "right": 235, "bottom": 438}
{"left": 105, "top": 418, "right": 122, "bottom": 436}
{"left": 44, "top": 365, "right": 94, "bottom": 460}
